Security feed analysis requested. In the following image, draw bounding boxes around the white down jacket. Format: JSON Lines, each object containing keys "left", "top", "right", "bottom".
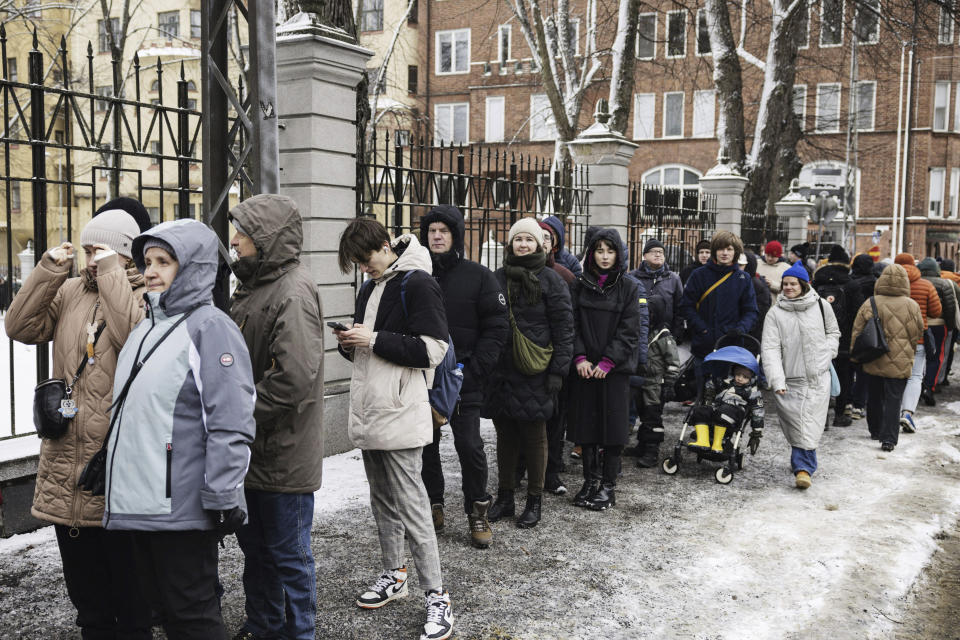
{"left": 761, "top": 288, "right": 840, "bottom": 450}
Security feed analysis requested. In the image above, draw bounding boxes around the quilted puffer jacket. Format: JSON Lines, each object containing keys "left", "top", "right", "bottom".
{"left": 899, "top": 261, "right": 941, "bottom": 335}
{"left": 917, "top": 257, "right": 959, "bottom": 330}
{"left": 850, "top": 265, "right": 924, "bottom": 379}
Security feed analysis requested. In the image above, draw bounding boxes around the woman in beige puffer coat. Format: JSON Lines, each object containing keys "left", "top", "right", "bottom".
{"left": 5, "top": 209, "right": 151, "bottom": 637}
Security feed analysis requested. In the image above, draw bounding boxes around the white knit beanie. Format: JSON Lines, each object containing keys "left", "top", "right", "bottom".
{"left": 507, "top": 217, "right": 545, "bottom": 252}
{"left": 80, "top": 209, "right": 140, "bottom": 258}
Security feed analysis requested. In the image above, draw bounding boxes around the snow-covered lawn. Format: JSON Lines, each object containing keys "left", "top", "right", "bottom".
{"left": 0, "top": 312, "right": 43, "bottom": 441}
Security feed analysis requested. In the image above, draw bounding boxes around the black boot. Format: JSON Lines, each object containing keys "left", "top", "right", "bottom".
{"left": 832, "top": 410, "right": 852, "bottom": 427}
{"left": 589, "top": 449, "right": 620, "bottom": 510}
{"left": 487, "top": 489, "right": 515, "bottom": 522}
{"left": 516, "top": 495, "right": 541, "bottom": 528}
{"left": 636, "top": 443, "right": 660, "bottom": 468}
{"left": 922, "top": 386, "right": 936, "bottom": 406}
{"left": 573, "top": 445, "right": 600, "bottom": 507}
{"left": 573, "top": 480, "right": 599, "bottom": 507}
{"left": 588, "top": 483, "right": 616, "bottom": 510}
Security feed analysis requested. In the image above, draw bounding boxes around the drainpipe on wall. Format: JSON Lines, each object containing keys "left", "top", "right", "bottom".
{"left": 892, "top": 43, "right": 906, "bottom": 258}
{"left": 898, "top": 45, "right": 915, "bottom": 254}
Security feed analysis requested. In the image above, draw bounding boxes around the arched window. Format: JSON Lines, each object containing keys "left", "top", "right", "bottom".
{"left": 642, "top": 164, "right": 702, "bottom": 187}
{"left": 150, "top": 79, "right": 160, "bottom": 92}
{"left": 186, "top": 80, "right": 197, "bottom": 92}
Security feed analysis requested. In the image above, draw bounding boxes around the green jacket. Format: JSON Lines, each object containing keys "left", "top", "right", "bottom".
{"left": 642, "top": 327, "right": 681, "bottom": 393}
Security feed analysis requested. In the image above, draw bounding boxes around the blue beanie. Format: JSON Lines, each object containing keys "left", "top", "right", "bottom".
{"left": 782, "top": 262, "right": 809, "bottom": 283}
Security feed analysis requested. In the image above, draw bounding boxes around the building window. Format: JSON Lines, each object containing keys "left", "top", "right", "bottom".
{"left": 436, "top": 29, "right": 470, "bottom": 75}
{"left": 955, "top": 82, "right": 960, "bottom": 131}
{"left": 815, "top": 83, "right": 840, "bottom": 132}
{"left": 793, "top": 85, "right": 807, "bottom": 130}
{"left": 408, "top": 0, "right": 418, "bottom": 24}
{"left": 95, "top": 86, "right": 112, "bottom": 112}
{"left": 663, "top": 92, "right": 684, "bottom": 138}
{"left": 366, "top": 69, "right": 386, "bottom": 94}
{"left": 855, "top": 0, "right": 879, "bottom": 43}
{"left": 190, "top": 10, "right": 201, "bottom": 39}
{"left": 186, "top": 80, "right": 197, "bottom": 91}
{"left": 529, "top": 94, "right": 557, "bottom": 141}
{"left": 158, "top": 11, "right": 179, "bottom": 39}
{"left": 395, "top": 129, "right": 411, "bottom": 146}
{"left": 633, "top": 93, "right": 655, "bottom": 140}
{"left": 951, "top": 168, "right": 960, "bottom": 218}
{"left": 820, "top": 0, "right": 843, "bottom": 46}
{"left": 485, "top": 96, "right": 505, "bottom": 143}
{"left": 854, "top": 81, "right": 876, "bottom": 130}
{"left": 434, "top": 103, "right": 468, "bottom": 145}
{"left": 637, "top": 13, "right": 656, "bottom": 59}
{"left": 25, "top": 0, "right": 40, "bottom": 18}
{"left": 10, "top": 182, "right": 20, "bottom": 211}
{"left": 567, "top": 19, "right": 580, "bottom": 56}
{"left": 692, "top": 90, "right": 715, "bottom": 137}
{"left": 795, "top": 0, "right": 809, "bottom": 48}
{"left": 173, "top": 203, "right": 196, "bottom": 218}
{"left": 929, "top": 168, "right": 946, "bottom": 218}
{"left": 151, "top": 141, "right": 162, "bottom": 156}
{"left": 696, "top": 10, "right": 711, "bottom": 55}
{"left": 940, "top": 0, "right": 954, "bottom": 44}
{"left": 98, "top": 18, "right": 119, "bottom": 53}
{"left": 147, "top": 207, "right": 160, "bottom": 223}
{"left": 498, "top": 24, "right": 511, "bottom": 65}
{"left": 186, "top": 98, "right": 197, "bottom": 110}
{"left": 360, "top": 0, "right": 383, "bottom": 32}
{"left": 642, "top": 165, "right": 701, "bottom": 187}
{"left": 666, "top": 11, "right": 686, "bottom": 58}
{"left": 935, "top": 81, "right": 950, "bottom": 131}
{"left": 6, "top": 58, "right": 16, "bottom": 82}
{"left": 407, "top": 65, "right": 418, "bottom": 94}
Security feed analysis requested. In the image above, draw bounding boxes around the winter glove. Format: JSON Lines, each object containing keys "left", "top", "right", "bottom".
{"left": 92, "top": 248, "right": 120, "bottom": 274}
{"left": 748, "top": 430, "right": 763, "bottom": 455}
{"left": 546, "top": 374, "right": 563, "bottom": 395}
{"left": 660, "top": 384, "right": 675, "bottom": 403}
{"left": 208, "top": 507, "right": 246, "bottom": 536}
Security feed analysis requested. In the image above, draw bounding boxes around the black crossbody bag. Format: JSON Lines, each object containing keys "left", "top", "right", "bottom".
{"left": 33, "top": 324, "right": 106, "bottom": 439}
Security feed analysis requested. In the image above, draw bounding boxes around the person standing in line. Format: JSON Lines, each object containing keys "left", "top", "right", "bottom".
{"left": 761, "top": 263, "right": 840, "bottom": 489}
{"left": 850, "top": 264, "right": 924, "bottom": 452}
{"left": 418, "top": 205, "right": 508, "bottom": 549}
{"left": 227, "top": 194, "right": 325, "bottom": 640}
{"left": 335, "top": 218, "right": 454, "bottom": 640}
{"left": 541, "top": 214, "right": 583, "bottom": 277}
{"left": 5, "top": 208, "right": 151, "bottom": 638}
{"left": 756, "top": 241, "right": 791, "bottom": 295}
{"left": 103, "top": 219, "right": 257, "bottom": 639}
{"left": 742, "top": 251, "right": 772, "bottom": 344}
{"left": 484, "top": 217, "right": 574, "bottom": 529}
{"left": 679, "top": 239, "right": 712, "bottom": 285}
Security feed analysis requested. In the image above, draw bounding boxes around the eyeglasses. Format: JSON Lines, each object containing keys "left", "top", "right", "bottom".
{"left": 646, "top": 249, "right": 665, "bottom": 256}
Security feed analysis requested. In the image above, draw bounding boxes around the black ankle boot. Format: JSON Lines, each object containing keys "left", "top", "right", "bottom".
{"left": 636, "top": 444, "right": 660, "bottom": 468}
{"left": 516, "top": 494, "right": 541, "bottom": 528}
{"left": 588, "top": 483, "right": 616, "bottom": 510}
{"left": 487, "top": 490, "right": 514, "bottom": 522}
{"left": 572, "top": 480, "right": 599, "bottom": 507}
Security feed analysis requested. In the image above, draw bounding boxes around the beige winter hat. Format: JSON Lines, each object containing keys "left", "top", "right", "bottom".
{"left": 80, "top": 209, "right": 140, "bottom": 258}
{"left": 507, "top": 217, "right": 545, "bottom": 252}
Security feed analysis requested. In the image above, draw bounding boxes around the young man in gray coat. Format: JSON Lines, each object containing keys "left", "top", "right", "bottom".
{"left": 228, "top": 194, "right": 325, "bottom": 640}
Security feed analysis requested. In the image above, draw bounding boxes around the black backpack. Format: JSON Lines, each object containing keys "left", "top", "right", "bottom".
{"left": 814, "top": 281, "right": 848, "bottom": 332}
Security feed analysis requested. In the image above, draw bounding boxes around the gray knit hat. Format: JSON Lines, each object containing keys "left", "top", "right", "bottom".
{"left": 141, "top": 237, "right": 177, "bottom": 261}
{"left": 80, "top": 209, "right": 140, "bottom": 258}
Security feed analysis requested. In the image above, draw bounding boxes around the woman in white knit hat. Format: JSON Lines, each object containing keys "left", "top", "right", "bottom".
{"left": 482, "top": 217, "right": 574, "bottom": 529}
{"left": 5, "top": 206, "right": 151, "bottom": 637}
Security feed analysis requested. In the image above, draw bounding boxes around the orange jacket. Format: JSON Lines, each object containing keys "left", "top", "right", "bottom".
{"left": 901, "top": 263, "right": 941, "bottom": 337}
{"left": 941, "top": 270, "right": 960, "bottom": 284}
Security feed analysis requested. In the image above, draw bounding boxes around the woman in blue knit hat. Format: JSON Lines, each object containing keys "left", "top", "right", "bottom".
{"left": 761, "top": 262, "right": 840, "bottom": 489}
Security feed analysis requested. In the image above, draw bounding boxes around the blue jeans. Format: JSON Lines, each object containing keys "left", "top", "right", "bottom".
{"left": 236, "top": 490, "right": 316, "bottom": 640}
{"left": 791, "top": 447, "right": 818, "bottom": 475}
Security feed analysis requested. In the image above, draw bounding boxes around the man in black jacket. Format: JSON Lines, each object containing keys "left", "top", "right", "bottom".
{"left": 419, "top": 205, "right": 509, "bottom": 549}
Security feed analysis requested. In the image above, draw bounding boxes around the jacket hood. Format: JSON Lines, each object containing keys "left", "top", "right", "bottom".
{"left": 383, "top": 234, "right": 433, "bottom": 278}
{"left": 775, "top": 286, "right": 819, "bottom": 312}
{"left": 851, "top": 254, "right": 875, "bottom": 277}
{"left": 584, "top": 228, "right": 627, "bottom": 275}
{"left": 229, "top": 194, "right": 302, "bottom": 281}
{"left": 542, "top": 215, "right": 566, "bottom": 248}
{"left": 813, "top": 262, "right": 851, "bottom": 285}
{"left": 902, "top": 263, "right": 921, "bottom": 282}
{"left": 419, "top": 204, "right": 465, "bottom": 257}
{"left": 133, "top": 219, "right": 217, "bottom": 315}
{"left": 918, "top": 257, "right": 941, "bottom": 277}
{"left": 875, "top": 264, "right": 911, "bottom": 297}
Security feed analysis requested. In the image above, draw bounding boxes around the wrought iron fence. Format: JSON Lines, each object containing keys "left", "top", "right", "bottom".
{"left": 357, "top": 132, "right": 591, "bottom": 269}
{"left": 626, "top": 182, "right": 717, "bottom": 274}
{"left": 741, "top": 210, "right": 787, "bottom": 252}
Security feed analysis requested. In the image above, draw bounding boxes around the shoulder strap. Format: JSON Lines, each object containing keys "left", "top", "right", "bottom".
{"left": 696, "top": 271, "right": 733, "bottom": 310}
{"left": 67, "top": 322, "right": 106, "bottom": 390}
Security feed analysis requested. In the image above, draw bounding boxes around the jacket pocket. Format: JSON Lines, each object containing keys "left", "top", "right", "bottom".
{"left": 165, "top": 443, "right": 172, "bottom": 499}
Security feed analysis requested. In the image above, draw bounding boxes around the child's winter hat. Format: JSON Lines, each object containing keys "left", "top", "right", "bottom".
{"left": 79, "top": 209, "right": 140, "bottom": 259}
{"left": 508, "top": 217, "right": 545, "bottom": 251}
{"left": 782, "top": 261, "right": 809, "bottom": 282}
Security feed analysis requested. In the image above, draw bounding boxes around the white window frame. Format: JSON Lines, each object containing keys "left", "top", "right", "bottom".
{"left": 633, "top": 93, "right": 656, "bottom": 140}
{"left": 929, "top": 167, "right": 946, "bottom": 218}
{"left": 820, "top": 0, "right": 844, "bottom": 48}
{"left": 663, "top": 91, "right": 684, "bottom": 138}
{"left": 636, "top": 12, "right": 657, "bottom": 60}
{"left": 695, "top": 10, "right": 711, "bottom": 56}
{"left": 855, "top": 0, "right": 880, "bottom": 44}
{"left": 434, "top": 102, "right": 469, "bottom": 145}
{"left": 498, "top": 24, "right": 512, "bottom": 65}
{"left": 954, "top": 82, "right": 960, "bottom": 131}
{"left": 529, "top": 94, "right": 558, "bottom": 141}
{"left": 940, "top": 0, "right": 955, "bottom": 44}
{"left": 435, "top": 29, "right": 471, "bottom": 75}
{"left": 815, "top": 83, "right": 841, "bottom": 133}
{"left": 854, "top": 81, "right": 876, "bottom": 131}
{"left": 951, "top": 168, "right": 960, "bottom": 218}
{"left": 935, "top": 81, "right": 951, "bottom": 132}
{"left": 485, "top": 96, "right": 505, "bottom": 143}
{"left": 692, "top": 90, "right": 715, "bottom": 138}
{"left": 666, "top": 10, "right": 686, "bottom": 58}
{"left": 642, "top": 164, "right": 703, "bottom": 188}
{"left": 793, "top": 84, "right": 807, "bottom": 130}
{"left": 796, "top": 0, "right": 810, "bottom": 49}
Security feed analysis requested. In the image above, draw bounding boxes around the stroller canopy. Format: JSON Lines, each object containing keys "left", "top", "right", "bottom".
{"left": 703, "top": 346, "right": 760, "bottom": 377}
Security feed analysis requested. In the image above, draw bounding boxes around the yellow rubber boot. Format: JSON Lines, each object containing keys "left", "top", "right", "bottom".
{"left": 711, "top": 426, "right": 727, "bottom": 452}
{"left": 688, "top": 424, "right": 710, "bottom": 448}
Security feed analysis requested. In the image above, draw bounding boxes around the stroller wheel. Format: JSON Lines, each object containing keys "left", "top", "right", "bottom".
{"left": 715, "top": 467, "right": 734, "bottom": 484}
{"left": 661, "top": 457, "right": 679, "bottom": 475}
{"left": 736, "top": 453, "right": 744, "bottom": 470}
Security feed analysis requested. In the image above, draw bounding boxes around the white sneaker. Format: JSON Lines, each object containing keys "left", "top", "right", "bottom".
{"left": 356, "top": 567, "right": 408, "bottom": 609}
{"left": 420, "top": 589, "right": 454, "bottom": 640}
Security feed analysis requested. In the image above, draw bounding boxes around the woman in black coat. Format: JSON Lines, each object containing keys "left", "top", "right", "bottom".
{"left": 567, "top": 228, "right": 645, "bottom": 511}
{"left": 483, "top": 217, "right": 573, "bottom": 528}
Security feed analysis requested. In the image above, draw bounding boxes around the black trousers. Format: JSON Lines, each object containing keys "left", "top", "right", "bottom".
{"left": 581, "top": 445, "right": 623, "bottom": 486}
{"left": 421, "top": 405, "right": 491, "bottom": 514}
{"left": 130, "top": 530, "right": 227, "bottom": 640}
{"left": 833, "top": 356, "right": 852, "bottom": 412}
{"left": 54, "top": 525, "right": 152, "bottom": 640}
{"left": 546, "top": 389, "right": 568, "bottom": 475}
{"left": 866, "top": 374, "right": 907, "bottom": 446}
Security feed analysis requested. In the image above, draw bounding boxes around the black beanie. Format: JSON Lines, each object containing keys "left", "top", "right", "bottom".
{"left": 828, "top": 245, "right": 850, "bottom": 264}
{"left": 942, "top": 259, "right": 956, "bottom": 272}
{"left": 695, "top": 239, "right": 710, "bottom": 252}
{"left": 643, "top": 238, "right": 665, "bottom": 254}
{"left": 96, "top": 196, "right": 152, "bottom": 233}
{"left": 790, "top": 244, "right": 807, "bottom": 260}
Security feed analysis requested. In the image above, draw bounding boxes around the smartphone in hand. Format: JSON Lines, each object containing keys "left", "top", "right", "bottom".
{"left": 327, "top": 321, "right": 349, "bottom": 331}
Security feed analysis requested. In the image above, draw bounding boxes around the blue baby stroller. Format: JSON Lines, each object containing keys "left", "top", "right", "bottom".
{"left": 661, "top": 334, "right": 761, "bottom": 485}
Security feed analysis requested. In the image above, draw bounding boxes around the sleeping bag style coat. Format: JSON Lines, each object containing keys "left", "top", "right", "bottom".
{"left": 567, "top": 229, "right": 647, "bottom": 447}
{"left": 340, "top": 235, "right": 450, "bottom": 451}
{"left": 104, "top": 220, "right": 257, "bottom": 531}
{"left": 680, "top": 260, "right": 759, "bottom": 358}
{"left": 761, "top": 287, "right": 840, "bottom": 450}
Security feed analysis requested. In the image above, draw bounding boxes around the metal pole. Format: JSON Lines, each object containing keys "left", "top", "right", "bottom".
{"left": 201, "top": 1, "right": 229, "bottom": 243}
{"left": 248, "top": 0, "right": 279, "bottom": 194}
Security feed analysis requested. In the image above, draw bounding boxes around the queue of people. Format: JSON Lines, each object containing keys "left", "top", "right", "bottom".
{"left": 7, "top": 195, "right": 959, "bottom": 640}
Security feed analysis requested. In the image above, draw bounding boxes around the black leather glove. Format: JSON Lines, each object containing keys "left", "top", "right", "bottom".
{"left": 208, "top": 507, "right": 246, "bottom": 536}
{"left": 661, "top": 384, "right": 675, "bottom": 403}
{"left": 546, "top": 373, "right": 563, "bottom": 395}
{"left": 748, "top": 430, "right": 763, "bottom": 455}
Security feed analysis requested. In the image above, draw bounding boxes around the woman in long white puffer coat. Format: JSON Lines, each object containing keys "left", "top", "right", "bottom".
{"left": 762, "top": 262, "right": 840, "bottom": 489}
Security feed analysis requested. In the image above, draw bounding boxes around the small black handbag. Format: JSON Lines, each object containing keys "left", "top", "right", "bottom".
{"left": 32, "top": 324, "right": 105, "bottom": 439}
{"left": 851, "top": 297, "right": 890, "bottom": 364}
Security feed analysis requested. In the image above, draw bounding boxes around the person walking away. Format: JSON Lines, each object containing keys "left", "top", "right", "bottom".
{"left": 756, "top": 241, "right": 791, "bottom": 295}
{"left": 893, "top": 253, "right": 941, "bottom": 432}
{"left": 102, "top": 219, "right": 257, "bottom": 639}
{"left": 226, "top": 195, "right": 325, "bottom": 640}
{"left": 761, "top": 263, "right": 840, "bottom": 489}
{"left": 542, "top": 214, "right": 583, "bottom": 277}
{"left": 418, "top": 205, "right": 508, "bottom": 549}
{"left": 5, "top": 209, "right": 151, "bottom": 638}
{"left": 850, "top": 264, "right": 924, "bottom": 452}
{"left": 843, "top": 253, "right": 878, "bottom": 419}
{"left": 937, "top": 259, "right": 960, "bottom": 383}
{"left": 679, "top": 239, "right": 711, "bottom": 285}
{"left": 918, "top": 257, "right": 959, "bottom": 397}
{"left": 567, "top": 229, "right": 645, "bottom": 510}
{"left": 811, "top": 245, "right": 855, "bottom": 426}
{"left": 483, "top": 217, "right": 573, "bottom": 528}
{"left": 335, "top": 218, "right": 454, "bottom": 640}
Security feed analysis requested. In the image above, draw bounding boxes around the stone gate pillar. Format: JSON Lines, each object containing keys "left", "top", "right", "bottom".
{"left": 699, "top": 156, "right": 748, "bottom": 239}
{"left": 774, "top": 180, "right": 815, "bottom": 249}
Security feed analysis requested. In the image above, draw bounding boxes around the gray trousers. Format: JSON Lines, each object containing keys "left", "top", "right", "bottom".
{"left": 362, "top": 448, "right": 442, "bottom": 593}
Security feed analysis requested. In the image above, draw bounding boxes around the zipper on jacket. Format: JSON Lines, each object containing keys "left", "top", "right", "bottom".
{"left": 165, "top": 443, "right": 172, "bottom": 499}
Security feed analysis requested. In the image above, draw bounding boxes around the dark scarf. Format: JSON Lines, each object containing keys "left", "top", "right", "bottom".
{"left": 642, "top": 261, "right": 665, "bottom": 277}
{"left": 430, "top": 249, "right": 460, "bottom": 277}
{"left": 81, "top": 263, "right": 144, "bottom": 292}
{"left": 504, "top": 250, "right": 546, "bottom": 304}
